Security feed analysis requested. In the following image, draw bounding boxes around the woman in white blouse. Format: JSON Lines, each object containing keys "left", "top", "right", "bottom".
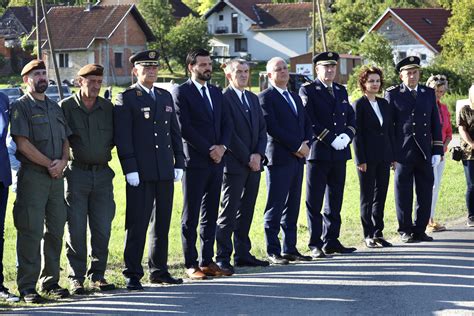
{"left": 353, "top": 66, "right": 395, "bottom": 248}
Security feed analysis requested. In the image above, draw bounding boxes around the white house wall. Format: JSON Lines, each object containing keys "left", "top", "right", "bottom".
{"left": 207, "top": 5, "right": 309, "bottom": 61}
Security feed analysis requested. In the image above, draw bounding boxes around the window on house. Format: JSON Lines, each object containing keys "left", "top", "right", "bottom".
{"left": 399, "top": 51, "right": 407, "bottom": 59}
{"left": 235, "top": 38, "right": 247, "bottom": 52}
{"left": 339, "top": 58, "right": 347, "bottom": 75}
{"left": 421, "top": 54, "right": 427, "bottom": 61}
{"left": 219, "top": 15, "right": 223, "bottom": 21}
{"left": 58, "top": 53, "right": 69, "bottom": 68}
{"left": 115, "top": 52, "right": 123, "bottom": 68}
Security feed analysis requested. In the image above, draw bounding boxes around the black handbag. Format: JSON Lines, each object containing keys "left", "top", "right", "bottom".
{"left": 451, "top": 146, "right": 463, "bottom": 161}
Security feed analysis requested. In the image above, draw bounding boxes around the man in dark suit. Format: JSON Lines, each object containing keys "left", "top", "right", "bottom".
{"left": 114, "top": 50, "right": 185, "bottom": 290}
{"left": 260, "top": 57, "right": 313, "bottom": 265}
{"left": 215, "top": 59, "right": 269, "bottom": 274}
{"left": 172, "top": 48, "right": 233, "bottom": 279}
{"left": 299, "top": 52, "right": 357, "bottom": 257}
{"left": 385, "top": 56, "right": 443, "bottom": 243}
{"left": 0, "top": 92, "right": 19, "bottom": 302}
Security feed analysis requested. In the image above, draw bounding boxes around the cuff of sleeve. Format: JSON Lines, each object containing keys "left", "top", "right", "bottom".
{"left": 318, "top": 128, "right": 336, "bottom": 145}
{"left": 120, "top": 157, "right": 138, "bottom": 175}
{"left": 346, "top": 126, "right": 356, "bottom": 138}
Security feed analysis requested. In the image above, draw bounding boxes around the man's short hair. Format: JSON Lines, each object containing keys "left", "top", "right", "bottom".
{"left": 224, "top": 58, "right": 248, "bottom": 74}
{"left": 186, "top": 48, "right": 210, "bottom": 66}
{"left": 266, "top": 57, "right": 286, "bottom": 74}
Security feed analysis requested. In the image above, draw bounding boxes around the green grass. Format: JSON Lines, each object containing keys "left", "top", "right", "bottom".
{"left": 1, "top": 146, "right": 468, "bottom": 304}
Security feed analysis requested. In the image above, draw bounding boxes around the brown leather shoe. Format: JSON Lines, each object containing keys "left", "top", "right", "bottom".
{"left": 200, "top": 262, "right": 228, "bottom": 277}
{"left": 186, "top": 267, "right": 208, "bottom": 280}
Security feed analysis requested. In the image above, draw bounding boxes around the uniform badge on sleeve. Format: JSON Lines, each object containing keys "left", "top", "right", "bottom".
{"left": 165, "top": 106, "right": 173, "bottom": 112}
{"left": 144, "top": 112, "right": 150, "bottom": 119}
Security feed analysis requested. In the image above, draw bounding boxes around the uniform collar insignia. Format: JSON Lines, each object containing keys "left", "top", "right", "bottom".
{"left": 136, "top": 90, "right": 142, "bottom": 96}
{"left": 315, "top": 86, "right": 321, "bottom": 90}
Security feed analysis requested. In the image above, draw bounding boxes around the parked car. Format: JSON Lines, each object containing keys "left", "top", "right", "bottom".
{"left": 259, "top": 72, "right": 312, "bottom": 93}
{"left": 45, "top": 85, "right": 73, "bottom": 102}
{"left": 0, "top": 87, "right": 24, "bottom": 104}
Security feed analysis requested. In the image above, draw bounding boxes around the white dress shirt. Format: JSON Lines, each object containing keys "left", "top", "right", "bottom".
{"left": 368, "top": 99, "right": 383, "bottom": 126}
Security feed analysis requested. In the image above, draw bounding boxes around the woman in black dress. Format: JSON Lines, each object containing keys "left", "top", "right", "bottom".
{"left": 353, "top": 66, "right": 394, "bottom": 248}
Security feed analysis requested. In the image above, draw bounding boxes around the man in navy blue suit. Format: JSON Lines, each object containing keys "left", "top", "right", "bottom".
{"left": 0, "top": 92, "right": 19, "bottom": 302}
{"left": 299, "top": 52, "right": 357, "bottom": 257}
{"left": 260, "top": 57, "right": 313, "bottom": 265}
{"left": 173, "top": 48, "right": 233, "bottom": 279}
{"left": 385, "top": 56, "right": 443, "bottom": 243}
{"left": 215, "top": 59, "right": 269, "bottom": 274}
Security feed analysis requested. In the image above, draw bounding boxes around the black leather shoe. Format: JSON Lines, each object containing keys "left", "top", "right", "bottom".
{"left": 374, "top": 237, "right": 393, "bottom": 247}
{"left": 413, "top": 232, "right": 434, "bottom": 242}
{"left": 0, "top": 286, "right": 20, "bottom": 302}
{"left": 365, "top": 238, "right": 378, "bottom": 248}
{"left": 400, "top": 233, "right": 416, "bottom": 243}
{"left": 20, "top": 289, "right": 44, "bottom": 304}
{"left": 281, "top": 252, "right": 312, "bottom": 261}
{"left": 267, "top": 254, "right": 289, "bottom": 265}
{"left": 235, "top": 256, "right": 269, "bottom": 267}
{"left": 150, "top": 272, "right": 183, "bottom": 285}
{"left": 216, "top": 262, "right": 235, "bottom": 275}
{"left": 42, "top": 284, "right": 70, "bottom": 298}
{"left": 324, "top": 245, "right": 357, "bottom": 255}
{"left": 311, "top": 248, "right": 327, "bottom": 259}
{"left": 126, "top": 277, "right": 143, "bottom": 291}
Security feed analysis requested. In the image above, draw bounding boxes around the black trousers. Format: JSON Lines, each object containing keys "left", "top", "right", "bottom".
{"left": 357, "top": 162, "right": 390, "bottom": 238}
{"left": 0, "top": 182, "right": 8, "bottom": 285}
{"left": 306, "top": 160, "right": 346, "bottom": 249}
{"left": 181, "top": 166, "right": 223, "bottom": 268}
{"left": 123, "top": 180, "right": 174, "bottom": 280}
{"left": 394, "top": 155, "right": 433, "bottom": 235}
{"left": 216, "top": 170, "right": 261, "bottom": 264}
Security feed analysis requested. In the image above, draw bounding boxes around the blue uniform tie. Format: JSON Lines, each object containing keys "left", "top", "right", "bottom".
{"left": 282, "top": 91, "right": 297, "bottom": 115}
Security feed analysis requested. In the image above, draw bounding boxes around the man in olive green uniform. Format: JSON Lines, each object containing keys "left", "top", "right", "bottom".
{"left": 10, "top": 60, "right": 71, "bottom": 303}
{"left": 60, "top": 64, "right": 115, "bottom": 295}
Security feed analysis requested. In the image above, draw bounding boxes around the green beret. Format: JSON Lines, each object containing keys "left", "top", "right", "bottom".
{"left": 21, "top": 59, "right": 46, "bottom": 76}
{"left": 77, "top": 64, "right": 104, "bottom": 77}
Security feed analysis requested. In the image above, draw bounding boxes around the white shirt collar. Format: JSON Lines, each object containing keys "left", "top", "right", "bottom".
{"left": 191, "top": 79, "right": 208, "bottom": 92}
{"left": 405, "top": 84, "right": 418, "bottom": 92}
{"left": 137, "top": 82, "right": 153, "bottom": 95}
{"left": 272, "top": 83, "right": 289, "bottom": 95}
{"left": 230, "top": 83, "right": 245, "bottom": 99}
{"left": 318, "top": 79, "right": 333, "bottom": 89}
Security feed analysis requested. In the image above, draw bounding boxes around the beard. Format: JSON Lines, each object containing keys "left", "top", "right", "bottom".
{"left": 196, "top": 70, "right": 212, "bottom": 82}
{"left": 34, "top": 80, "right": 48, "bottom": 93}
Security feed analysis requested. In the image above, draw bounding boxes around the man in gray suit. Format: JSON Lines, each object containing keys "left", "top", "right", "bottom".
{"left": 215, "top": 59, "right": 269, "bottom": 274}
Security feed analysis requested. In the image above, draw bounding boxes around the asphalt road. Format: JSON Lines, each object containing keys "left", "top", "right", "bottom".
{"left": 2, "top": 218, "right": 473, "bottom": 315}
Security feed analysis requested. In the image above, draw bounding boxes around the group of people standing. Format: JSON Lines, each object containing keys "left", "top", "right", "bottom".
{"left": 0, "top": 47, "right": 472, "bottom": 304}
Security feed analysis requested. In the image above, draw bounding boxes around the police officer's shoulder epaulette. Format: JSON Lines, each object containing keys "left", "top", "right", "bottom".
{"left": 155, "top": 87, "right": 171, "bottom": 96}
{"left": 302, "top": 82, "right": 311, "bottom": 87}
{"left": 386, "top": 85, "right": 397, "bottom": 92}
{"left": 121, "top": 86, "right": 136, "bottom": 95}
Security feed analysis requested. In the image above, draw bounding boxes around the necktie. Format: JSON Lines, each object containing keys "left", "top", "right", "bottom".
{"left": 411, "top": 89, "right": 417, "bottom": 99}
{"left": 201, "top": 86, "right": 213, "bottom": 111}
{"left": 149, "top": 88, "right": 155, "bottom": 101}
{"left": 282, "top": 91, "right": 297, "bottom": 115}
{"left": 241, "top": 92, "right": 252, "bottom": 125}
{"left": 327, "top": 86, "right": 335, "bottom": 98}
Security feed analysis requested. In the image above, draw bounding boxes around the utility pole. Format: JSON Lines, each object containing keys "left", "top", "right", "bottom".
{"left": 40, "top": 0, "right": 63, "bottom": 100}
{"left": 316, "top": 0, "right": 327, "bottom": 51}
{"left": 35, "top": 0, "right": 41, "bottom": 58}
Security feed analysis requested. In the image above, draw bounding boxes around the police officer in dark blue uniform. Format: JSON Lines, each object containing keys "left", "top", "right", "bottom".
{"left": 385, "top": 56, "right": 443, "bottom": 243}
{"left": 114, "top": 50, "right": 185, "bottom": 290}
{"left": 299, "top": 52, "right": 357, "bottom": 257}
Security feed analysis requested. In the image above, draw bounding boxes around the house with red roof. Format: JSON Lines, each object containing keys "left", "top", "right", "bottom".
{"left": 361, "top": 7, "right": 451, "bottom": 66}
{"left": 28, "top": 4, "right": 155, "bottom": 85}
{"left": 204, "top": 0, "right": 312, "bottom": 61}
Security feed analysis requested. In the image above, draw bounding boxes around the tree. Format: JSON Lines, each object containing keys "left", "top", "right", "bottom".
{"left": 138, "top": 0, "right": 176, "bottom": 73}
{"left": 167, "top": 15, "right": 210, "bottom": 75}
{"left": 438, "top": 0, "right": 474, "bottom": 91}
{"left": 196, "top": 0, "right": 214, "bottom": 15}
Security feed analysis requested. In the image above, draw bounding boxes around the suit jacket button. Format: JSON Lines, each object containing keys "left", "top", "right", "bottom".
{"left": 424, "top": 133, "right": 427, "bottom": 136}
{"left": 168, "top": 145, "right": 171, "bottom": 148}
{"left": 412, "top": 113, "right": 415, "bottom": 116}
{"left": 424, "top": 123, "right": 427, "bottom": 126}
{"left": 165, "top": 120, "right": 168, "bottom": 124}
{"left": 167, "top": 132, "right": 169, "bottom": 136}
{"left": 413, "top": 133, "right": 416, "bottom": 136}
{"left": 342, "top": 112, "right": 345, "bottom": 116}
{"left": 154, "top": 121, "right": 157, "bottom": 124}
{"left": 155, "top": 145, "right": 159, "bottom": 149}
{"left": 334, "top": 123, "right": 337, "bottom": 126}
{"left": 154, "top": 133, "right": 157, "bottom": 136}
{"left": 424, "top": 113, "right": 427, "bottom": 116}
{"left": 380, "top": 132, "right": 384, "bottom": 136}
{"left": 333, "top": 113, "right": 336, "bottom": 116}
{"left": 413, "top": 122, "right": 416, "bottom": 125}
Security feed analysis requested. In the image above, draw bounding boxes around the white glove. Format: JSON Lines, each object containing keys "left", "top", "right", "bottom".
{"left": 331, "top": 137, "right": 345, "bottom": 150}
{"left": 339, "top": 133, "right": 351, "bottom": 148}
{"left": 126, "top": 172, "right": 140, "bottom": 187}
{"left": 174, "top": 168, "right": 184, "bottom": 182}
{"left": 431, "top": 155, "right": 441, "bottom": 168}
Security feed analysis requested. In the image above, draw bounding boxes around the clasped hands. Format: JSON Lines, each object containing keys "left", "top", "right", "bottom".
{"left": 293, "top": 140, "right": 310, "bottom": 158}
{"left": 248, "top": 153, "right": 262, "bottom": 172}
{"left": 48, "top": 159, "right": 67, "bottom": 179}
{"left": 209, "top": 145, "right": 226, "bottom": 164}
{"left": 331, "top": 133, "right": 350, "bottom": 151}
